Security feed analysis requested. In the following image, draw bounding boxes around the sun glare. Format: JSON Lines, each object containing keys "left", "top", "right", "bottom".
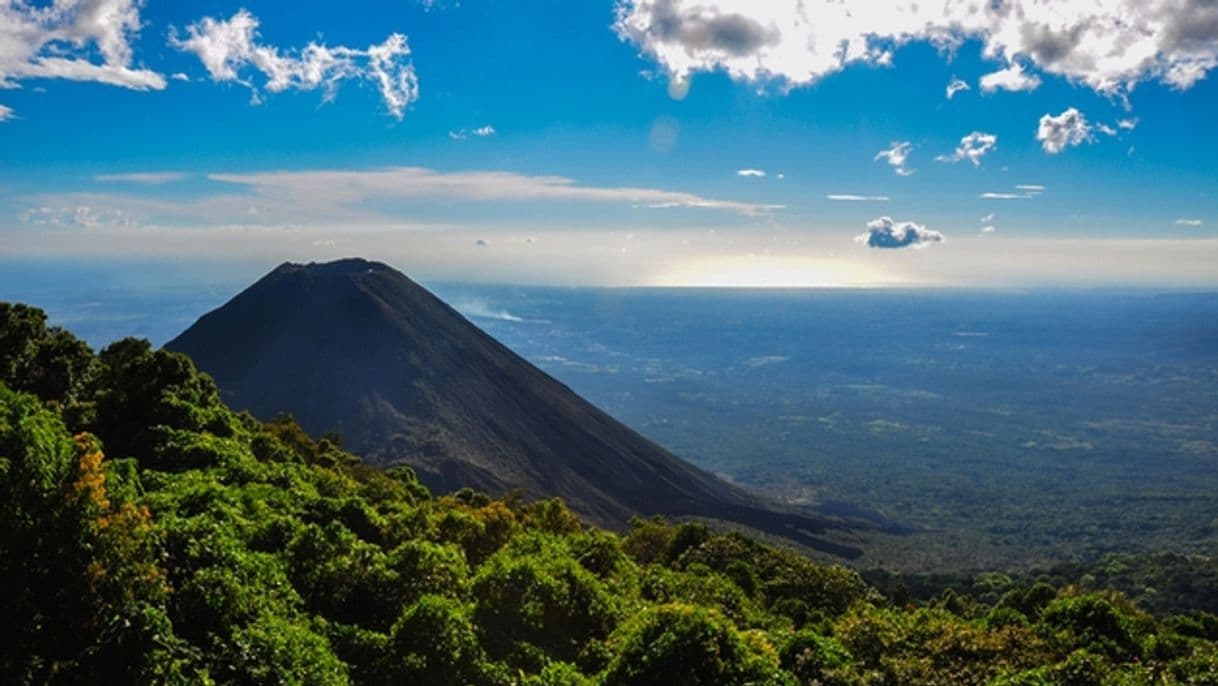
{"left": 653, "top": 255, "right": 885, "bottom": 288}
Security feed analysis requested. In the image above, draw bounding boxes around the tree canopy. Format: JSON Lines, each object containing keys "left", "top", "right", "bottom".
{"left": 0, "top": 302, "right": 1215, "bottom": 684}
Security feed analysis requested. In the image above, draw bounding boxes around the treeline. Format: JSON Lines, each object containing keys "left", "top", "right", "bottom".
{"left": 1, "top": 302, "right": 1216, "bottom": 685}
{"left": 867, "top": 553, "right": 1218, "bottom": 620}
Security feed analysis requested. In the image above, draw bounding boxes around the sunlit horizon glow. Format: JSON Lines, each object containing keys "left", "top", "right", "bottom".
{"left": 652, "top": 255, "right": 894, "bottom": 288}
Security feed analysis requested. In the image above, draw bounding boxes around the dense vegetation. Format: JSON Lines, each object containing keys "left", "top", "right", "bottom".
{"left": 2, "top": 301, "right": 1216, "bottom": 684}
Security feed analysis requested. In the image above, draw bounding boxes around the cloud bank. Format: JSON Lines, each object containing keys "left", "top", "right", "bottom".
{"left": 614, "top": 0, "right": 1218, "bottom": 97}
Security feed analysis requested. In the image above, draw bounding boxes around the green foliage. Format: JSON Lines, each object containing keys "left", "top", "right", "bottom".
{"left": 0, "top": 303, "right": 96, "bottom": 417}
{"left": 472, "top": 532, "right": 621, "bottom": 666}
{"left": 94, "top": 337, "right": 237, "bottom": 465}
{"left": 779, "top": 629, "right": 853, "bottom": 685}
{"left": 389, "top": 595, "right": 490, "bottom": 686}
{"left": 1041, "top": 594, "right": 1145, "bottom": 660}
{"left": 1, "top": 304, "right": 1217, "bottom": 685}
{"left": 601, "top": 603, "right": 785, "bottom": 686}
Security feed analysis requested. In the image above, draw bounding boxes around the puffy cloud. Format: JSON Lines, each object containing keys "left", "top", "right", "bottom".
{"left": 171, "top": 9, "right": 418, "bottom": 119}
{"left": 736, "top": 168, "right": 766, "bottom": 177}
{"left": 979, "top": 62, "right": 1041, "bottom": 93}
{"left": 0, "top": 0, "right": 165, "bottom": 92}
{"left": 1176, "top": 218, "right": 1204, "bottom": 226}
{"left": 946, "top": 77, "right": 970, "bottom": 99}
{"left": 614, "top": 0, "right": 1218, "bottom": 97}
{"left": 1037, "top": 107, "right": 1094, "bottom": 154}
{"left": 827, "top": 194, "right": 889, "bottom": 202}
{"left": 0, "top": 104, "right": 12, "bottom": 122}
{"left": 980, "top": 225, "right": 996, "bottom": 234}
{"left": 1119, "top": 118, "right": 1139, "bottom": 131}
{"left": 981, "top": 213, "right": 996, "bottom": 223}
{"left": 936, "top": 131, "right": 998, "bottom": 166}
{"left": 856, "top": 216, "right": 944, "bottom": 249}
{"left": 875, "top": 141, "right": 915, "bottom": 176}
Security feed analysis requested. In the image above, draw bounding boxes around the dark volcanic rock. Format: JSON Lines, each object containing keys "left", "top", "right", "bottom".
{"left": 167, "top": 258, "right": 860, "bottom": 556}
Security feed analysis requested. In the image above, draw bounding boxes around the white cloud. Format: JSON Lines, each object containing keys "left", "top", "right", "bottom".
{"left": 979, "top": 62, "right": 1041, "bottom": 93}
{"left": 203, "top": 167, "right": 783, "bottom": 217}
{"left": 945, "top": 77, "right": 970, "bottom": 99}
{"left": 171, "top": 72, "right": 190, "bottom": 82}
{"left": 1176, "top": 218, "right": 1204, "bottom": 226}
{"left": 21, "top": 205, "right": 132, "bottom": 228}
{"left": 171, "top": 9, "right": 418, "bottom": 119}
{"left": 614, "top": 0, "right": 1218, "bottom": 97}
{"left": 95, "top": 172, "right": 189, "bottom": 184}
{"left": 936, "top": 131, "right": 998, "bottom": 166}
{"left": 980, "top": 191, "right": 1034, "bottom": 199}
{"left": 827, "top": 194, "right": 889, "bottom": 202}
{"left": 736, "top": 168, "right": 766, "bottom": 177}
{"left": 450, "top": 125, "right": 496, "bottom": 140}
{"left": 0, "top": 0, "right": 165, "bottom": 92}
{"left": 1037, "top": 107, "right": 1094, "bottom": 154}
{"left": 875, "top": 141, "right": 915, "bottom": 176}
{"left": 16, "top": 166, "right": 781, "bottom": 247}
{"left": 0, "top": 104, "right": 12, "bottom": 122}
{"left": 1118, "top": 118, "right": 1139, "bottom": 131}
{"left": 980, "top": 225, "right": 996, "bottom": 234}
{"left": 981, "top": 213, "right": 996, "bottom": 223}
{"left": 1015, "top": 184, "right": 1046, "bottom": 193}
{"left": 856, "top": 216, "right": 944, "bottom": 249}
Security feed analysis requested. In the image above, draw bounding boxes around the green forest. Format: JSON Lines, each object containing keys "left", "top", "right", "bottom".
{"left": 2, "top": 300, "right": 1217, "bottom": 685}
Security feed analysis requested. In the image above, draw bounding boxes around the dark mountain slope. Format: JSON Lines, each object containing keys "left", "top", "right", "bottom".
{"left": 166, "top": 258, "right": 860, "bottom": 556}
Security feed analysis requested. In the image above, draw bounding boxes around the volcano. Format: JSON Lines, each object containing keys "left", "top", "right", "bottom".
{"left": 167, "top": 258, "right": 861, "bottom": 557}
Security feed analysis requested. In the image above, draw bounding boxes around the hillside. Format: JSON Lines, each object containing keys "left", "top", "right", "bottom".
{"left": 165, "top": 258, "right": 859, "bottom": 556}
{"left": 2, "top": 301, "right": 1217, "bottom": 684}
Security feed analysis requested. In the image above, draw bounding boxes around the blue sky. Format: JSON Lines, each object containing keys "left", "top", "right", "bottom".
{"left": 1, "top": 0, "right": 1217, "bottom": 287}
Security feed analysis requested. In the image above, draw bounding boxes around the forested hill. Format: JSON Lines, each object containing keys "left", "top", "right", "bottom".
{"left": 2, "top": 301, "right": 1217, "bottom": 684}
{"left": 165, "top": 258, "right": 857, "bottom": 556}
